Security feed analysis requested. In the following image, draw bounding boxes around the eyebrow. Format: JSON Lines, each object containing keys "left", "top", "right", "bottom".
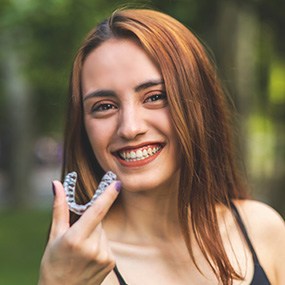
{"left": 83, "top": 79, "right": 164, "bottom": 102}
{"left": 134, "top": 79, "right": 164, "bottom": 92}
{"left": 83, "top": 90, "right": 115, "bottom": 102}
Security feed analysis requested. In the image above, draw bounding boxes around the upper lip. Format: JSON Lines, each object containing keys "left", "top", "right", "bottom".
{"left": 112, "top": 142, "right": 165, "bottom": 154}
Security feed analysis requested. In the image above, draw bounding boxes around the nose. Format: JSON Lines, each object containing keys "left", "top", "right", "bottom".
{"left": 116, "top": 106, "right": 147, "bottom": 140}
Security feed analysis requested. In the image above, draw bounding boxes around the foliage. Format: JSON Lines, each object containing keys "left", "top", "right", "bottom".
{"left": 1, "top": 0, "right": 137, "bottom": 134}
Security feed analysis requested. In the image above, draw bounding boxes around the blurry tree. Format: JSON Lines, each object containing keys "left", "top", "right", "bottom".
{"left": 1, "top": 1, "right": 35, "bottom": 207}
{"left": 212, "top": 0, "right": 285, "bottom": 215}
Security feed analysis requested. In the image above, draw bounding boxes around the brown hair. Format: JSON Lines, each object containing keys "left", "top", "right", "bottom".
{"left": 63, "top": 9, "right": 248, "bottom": 284}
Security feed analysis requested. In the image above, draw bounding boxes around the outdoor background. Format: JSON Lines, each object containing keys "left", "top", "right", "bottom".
{"left": 0, "top": 0, "right": 284, "bottom": 284}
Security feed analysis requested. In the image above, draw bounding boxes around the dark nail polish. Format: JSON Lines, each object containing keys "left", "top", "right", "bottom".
{"left": 115, "top": 181, "right": 122, "bottom": 192}
{"left": 52, "top": 182, "right": 56, "bottom": 196}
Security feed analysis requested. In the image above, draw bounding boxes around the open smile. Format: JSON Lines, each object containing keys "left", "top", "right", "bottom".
{"left": 114, "top": 143, "right": 164, "bottom": 166}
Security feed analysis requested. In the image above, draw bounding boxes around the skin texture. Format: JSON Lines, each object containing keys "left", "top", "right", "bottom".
{"left": 38, "top": 39, "right": 285, "bottom": 285}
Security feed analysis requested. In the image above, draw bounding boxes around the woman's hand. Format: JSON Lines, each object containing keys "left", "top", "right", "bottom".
{"left": 38, "top": 180, "right": 121, "bottom": 285}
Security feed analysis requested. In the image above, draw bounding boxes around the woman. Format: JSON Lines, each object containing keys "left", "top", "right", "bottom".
{"left": 38, "top": 9, "right": 285, "bottom": 285}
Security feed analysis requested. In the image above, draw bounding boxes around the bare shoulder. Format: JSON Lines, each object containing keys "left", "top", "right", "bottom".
{"left": 233, "top": 199, "right": 285, "bottom": 284}
{"left": 233, "top": 199, "right": 284, "bottom": 235}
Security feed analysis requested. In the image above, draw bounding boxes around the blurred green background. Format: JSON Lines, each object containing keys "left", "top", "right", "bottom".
{"left": 0, "top": 0, "right": 284, "bottom": 284}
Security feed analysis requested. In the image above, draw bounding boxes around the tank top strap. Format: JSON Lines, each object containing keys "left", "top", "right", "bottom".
{"left": 114, "top": 265, "right": 128, "bottom": 285}
{"left": 229, "top": 201, "right": 259, "bottom": 264}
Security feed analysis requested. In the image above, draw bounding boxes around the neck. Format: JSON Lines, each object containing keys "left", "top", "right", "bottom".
{"left": 104, "top": 175, "right": 182, "bottom": 244}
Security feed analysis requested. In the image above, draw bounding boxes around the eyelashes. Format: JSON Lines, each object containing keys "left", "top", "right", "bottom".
{"left": 143, "top": 92, "right": 167, "bottom": 103}
{"left": 90, "top": 92, "right": 167, "bottom": 115}
{"left": 63, "top": 171, "right": 117, "bottom": 215}
{"left": 91, "top": 103, "right": 117, "bottom": 113}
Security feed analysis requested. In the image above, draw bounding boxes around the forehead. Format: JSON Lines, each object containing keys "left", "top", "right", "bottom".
{"left": 81, "top": 38, "right": 162, "bottom": 95}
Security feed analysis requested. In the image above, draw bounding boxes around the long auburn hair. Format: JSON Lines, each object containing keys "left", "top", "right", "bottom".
{"left": 62, "top": 9, "right": 248, "bottom": 285}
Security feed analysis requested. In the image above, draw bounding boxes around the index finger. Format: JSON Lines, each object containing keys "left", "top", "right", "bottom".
{"left": 70, "top": 180, "right": 121, "bottom": 237}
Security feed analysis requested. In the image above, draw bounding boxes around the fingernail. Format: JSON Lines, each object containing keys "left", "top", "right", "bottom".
{"left": 52, "top": 182, "right": 56, "bottom": 196}
{"left": 115, "top": 181, "right": 122, "bottom": 192}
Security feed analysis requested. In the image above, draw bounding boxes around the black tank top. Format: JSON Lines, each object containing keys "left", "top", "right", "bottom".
{"left": 230, "top": 202, "right": 271, "bottom": 285}
{"left": 113, "top": 202, "right": 271, "bottom": 285}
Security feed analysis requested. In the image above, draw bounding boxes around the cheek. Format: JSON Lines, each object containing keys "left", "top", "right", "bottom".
{"left": 155, "top": 109, "right": 176, "bottom": 139}
{"left": 84, "top": 118, "right": 114, "bottom": 159}
{"left": 157, "top": 111, "right": 180, "bottom": 155}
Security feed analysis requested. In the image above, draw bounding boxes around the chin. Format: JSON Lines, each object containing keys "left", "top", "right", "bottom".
{"left": 119, "top": 170, "right": 180, "bottom": 194}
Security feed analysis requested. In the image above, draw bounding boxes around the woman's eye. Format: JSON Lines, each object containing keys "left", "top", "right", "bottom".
{"left": 144, "top": 92, "right": 167, "bottom": 103}
{"left": 91, "top": 103, "right": 117, "bottom": 113}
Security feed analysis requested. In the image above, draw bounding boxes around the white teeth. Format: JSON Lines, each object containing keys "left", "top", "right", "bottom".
{"left": 136, "top": 150, "right": 143, "bottom": 158}
{"left": 130, "top": 151, "right": 136, "bottom": 159}
{"left": 119, "top": 146, "right": 162, "bottom": 161}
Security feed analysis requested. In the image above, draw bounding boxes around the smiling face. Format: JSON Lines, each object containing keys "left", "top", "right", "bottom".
{"left": 81, "top": 38, "right": 180, "bottom": 193}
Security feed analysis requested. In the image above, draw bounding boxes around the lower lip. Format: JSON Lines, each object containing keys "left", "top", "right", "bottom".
{"left": 115, "top": 147, "right": 163, "bottom": 168}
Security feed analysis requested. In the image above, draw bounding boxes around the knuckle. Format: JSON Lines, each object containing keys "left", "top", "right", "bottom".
{"left": 107, "top": 258, "right": 116, "bottom": 270}
{"left": 87, "top": 245, "right": 115, "bottom": 268}
{"left": 84, "top": 244, "right": 100, "bottom": 258}
{"left": 97, "top": 254, "right": 115, "bottom": 269}
{"left": 62, "top": 233, "right": 81, "bottom": 251}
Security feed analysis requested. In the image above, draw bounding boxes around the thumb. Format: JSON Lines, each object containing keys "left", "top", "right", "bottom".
{"left": 49, "top": 181, "right": 70, "bottom": 240}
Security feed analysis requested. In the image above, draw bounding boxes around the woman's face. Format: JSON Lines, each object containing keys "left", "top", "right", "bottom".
{"left": 82, "top": 38, "right": 180, "bottom": 193}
